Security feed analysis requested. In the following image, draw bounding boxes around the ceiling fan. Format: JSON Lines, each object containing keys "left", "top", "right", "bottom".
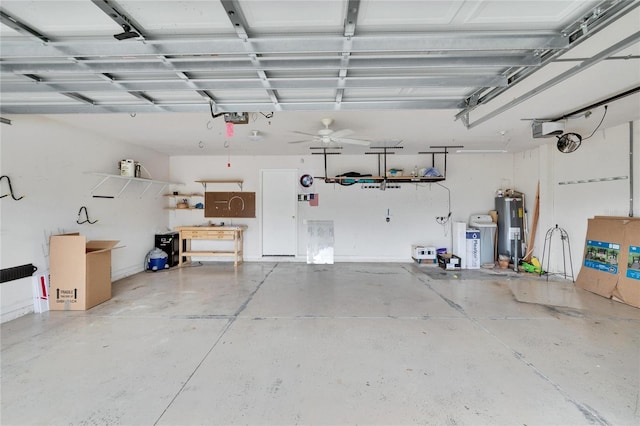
{"left": 288, "top": 118, "right": 370, "bottom": 146}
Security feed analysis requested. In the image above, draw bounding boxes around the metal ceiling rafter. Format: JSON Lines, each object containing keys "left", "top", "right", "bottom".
{"left": 0, "top": 11, "right": 103, "bottom": 111}
{"left": 0, "top": 10, "right": 49, "bottom": 42}
{"left": 89, "top": 0, "right": 145, "bottom": 36}
{"left": 91, "top": 0, "right": 216, "bottom": 106}
{"left": 0, "top": 33, "right": 569, "bottom": 59}
{"left": 0, "top": 98, "right": 461, "bottom": 115}
{"left": 335, "top": 0, "right": 360, "bottom": 107}
{"left": 0, "top": 8, "right": 164, "bottom": 111}
{"left": 0, "top": 55, "right": 542, "bottom": 75}
{"left": 455, "top": 0, "right": 640, "bottom": 126}
{"left": 221, "top": 0, "right": 281, "bottom": 111}
{"left": 1, "top": 74, "right": 508, "bottom": 93}
{"left": 465, "top": 30, "right": 640, "bottom": 129}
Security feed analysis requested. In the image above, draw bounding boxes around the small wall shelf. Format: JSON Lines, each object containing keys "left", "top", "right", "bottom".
{"left": 164, "top": 193, "right": 204, "bottom": 210}
{"left": 88, "top": 173, "right": 183, "bottom": 198}
{"left": 195, "top": 179, "right": 243, "bottom": 191}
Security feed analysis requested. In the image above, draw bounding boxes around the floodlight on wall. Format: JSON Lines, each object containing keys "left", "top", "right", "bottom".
{"left": 556, "top": 132, "right": 583, "bottom": 153}
{"left": 114, "top": 24, "right": 140, "bottom": 40}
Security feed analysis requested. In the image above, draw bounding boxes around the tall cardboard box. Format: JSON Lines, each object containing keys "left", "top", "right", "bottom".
{"left": 49, "top": 234, "right": 119, "bottom": 311}
{"left": 466, "top": 229, "right": 481, "bottom": 269}
{"left": 576, "top": 217, "right": 640, "bottom": 308}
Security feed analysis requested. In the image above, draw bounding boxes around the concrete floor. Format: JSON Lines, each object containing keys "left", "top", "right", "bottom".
{"left": 2, "top": 262, "right": 639, "bottom": 425}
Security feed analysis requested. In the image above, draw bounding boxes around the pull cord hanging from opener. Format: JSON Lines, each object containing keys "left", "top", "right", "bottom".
{"left": 0, "top": 175, "right": 24, "bottom": 200}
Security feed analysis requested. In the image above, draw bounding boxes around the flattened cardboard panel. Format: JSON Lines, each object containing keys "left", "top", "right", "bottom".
{"left": 576, "top": 218, "right": 624, "bottom": 299}
{"left": 205, "top": 192, "right": 256, "bottom": 218}
{"left": 307, "top": 220, "right": 334, "bottom": 264}
{"left": 614, "top": 220, "right": 640, "bottom": 308}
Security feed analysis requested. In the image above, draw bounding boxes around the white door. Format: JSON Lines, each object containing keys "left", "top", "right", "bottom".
{"left": 261, "top": 169, "right": 297, "bottom": 256}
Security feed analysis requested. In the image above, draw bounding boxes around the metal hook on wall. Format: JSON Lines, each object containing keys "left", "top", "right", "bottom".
{"left": 0, "top": 175, "right": 24, "bottom": 200}
{"left": 77, "top": 206, "right": 98, "bottom": 225}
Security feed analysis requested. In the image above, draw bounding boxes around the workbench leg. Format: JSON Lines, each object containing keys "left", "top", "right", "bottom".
{"left": 234, "top": 232, "right": 239, "bottom": 266}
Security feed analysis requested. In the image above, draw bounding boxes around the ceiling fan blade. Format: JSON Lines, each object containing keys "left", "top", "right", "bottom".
{"left": 333, "top": 137, "right": 371, "bottom": 146}
{"left": 292, "top": 130, "right": 317, "bottom": 137}
{"left": 329, "top": 128, "right": 354, "bottom": 139}
{"left": 288, "top": 139, "right": 312, "bottom": 144}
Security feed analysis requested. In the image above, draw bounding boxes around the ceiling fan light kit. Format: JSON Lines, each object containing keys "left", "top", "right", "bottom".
{"left": 289, "top": 118, "right": 370, "bottom": 147}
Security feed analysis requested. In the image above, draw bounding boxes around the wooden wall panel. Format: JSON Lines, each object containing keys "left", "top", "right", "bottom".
{"left": 204, "top": 192, "right": 256, "bottom": 218}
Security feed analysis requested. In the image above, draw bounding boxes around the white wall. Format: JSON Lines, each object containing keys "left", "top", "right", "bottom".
{"left": 170, "top": 152, "right": 514, "bottom": 261}
{"left": 6, "top": 117, "right": 634, "bottom": 323}
{"left": 1, "top": 116, "right": 170, "bottom": 323}
{"left": 514, "top": 120, "right": 640, "bottom": 276}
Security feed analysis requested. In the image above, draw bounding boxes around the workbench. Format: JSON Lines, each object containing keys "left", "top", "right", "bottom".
{"left": 174, "top": 226, "right": 247, "bottom": 267}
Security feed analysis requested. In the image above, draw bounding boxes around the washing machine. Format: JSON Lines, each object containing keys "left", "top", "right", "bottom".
{"left": 469, "top": 214, "right": 497, "bottom": 266}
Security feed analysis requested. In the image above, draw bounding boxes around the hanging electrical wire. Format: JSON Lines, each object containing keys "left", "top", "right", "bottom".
{"left": 582, "top": 105, "right": 608, "bottom": 141}
{"left": 434, "top": 182, "right": 452, "bottom": 223}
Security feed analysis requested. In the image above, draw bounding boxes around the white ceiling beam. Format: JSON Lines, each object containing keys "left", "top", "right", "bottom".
{"left": 456, "top": 0, "right": 640, "bottom": 123}
{"left": 220, "top": 0, "right": 281, "bottom": 111}
{"left": 2, "top": 74, "right": 507, "bottom": 93}
{"left": 0, "top": 98, "right": 460, "bottom": 114}
{"left": 335, "top": 0, "right": 361, "bottom": 106}
{"left": 465, "top": 30, "right": 640, "bottom": 129}
{"left": 0, "top": 33, "right": 568, "bottom": 59}
{"left": 0, "top": 55, "right": 541, "bottom": 74}
{"left": 89, "top": 0, "right": 217, "bottom": 106}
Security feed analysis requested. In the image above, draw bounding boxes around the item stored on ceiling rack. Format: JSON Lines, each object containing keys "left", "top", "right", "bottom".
{"left": 312, "top": 145, "right": 453, "bottom": 187}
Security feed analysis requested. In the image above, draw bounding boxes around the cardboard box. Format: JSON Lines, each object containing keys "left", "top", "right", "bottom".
{"left": 466, "top": 229, "right": 481, "bottom": 269}
{"left": 452, "top": 222, "right": 467, "bottom": 268}
{"left": 576, "top": 217, "right": 640, "bottom": 308}
{"left": 437, "top": 253, "right": 461, "bottom": 270}
{"left": 49, "top": 234, "right": 119, "bottom": 311}
{"left": 412, "top": 245, "right": 436, "bottom": 260}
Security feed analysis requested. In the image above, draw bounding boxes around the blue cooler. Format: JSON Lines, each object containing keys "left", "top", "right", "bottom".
{"left": 147, "top": 248, "right": 168, "bottom": 271}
